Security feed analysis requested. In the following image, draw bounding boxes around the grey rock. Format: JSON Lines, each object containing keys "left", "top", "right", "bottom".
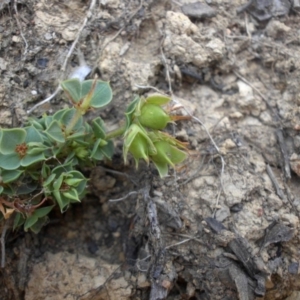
{"left": 181, "top": 2, "right": 217, "bottom": 19}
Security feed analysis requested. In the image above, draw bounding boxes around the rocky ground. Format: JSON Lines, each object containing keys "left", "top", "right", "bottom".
{"left": 1, "top": 0, "right": 300, "bottom": 299}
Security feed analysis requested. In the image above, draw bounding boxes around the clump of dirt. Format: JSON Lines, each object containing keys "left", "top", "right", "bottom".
{"left": 1, "top": 0, "right": 300, "bottom": 299}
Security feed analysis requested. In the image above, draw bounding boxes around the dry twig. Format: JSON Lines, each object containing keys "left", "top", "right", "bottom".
{"left": 27, "top": 0, "right": 96, "bottom": 114}
{"left": 13, "top": 0, "right": 28, "bottom": 56}
{"left": 0, "top": 220, "right": 9, "bottom": 268}
{"left": 276, "top": 130, "right": 291, "bottom": 180}
{"left": 61, "top": 0, "right": 96, "bottom": 74}
{"left": 266, "top": 164, "right": 285, "bottom": 199}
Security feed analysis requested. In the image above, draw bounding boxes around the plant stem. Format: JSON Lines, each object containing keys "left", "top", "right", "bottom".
{"left": 105, "top": 123, "right": 127, "bottom": 140}
{"left": 65, "top": 109, "right": 82, "bottom": 136}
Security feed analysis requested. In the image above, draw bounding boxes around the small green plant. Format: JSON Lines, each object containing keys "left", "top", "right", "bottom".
{"left": 0, "top": 79, "right": 188, "bottom": 232}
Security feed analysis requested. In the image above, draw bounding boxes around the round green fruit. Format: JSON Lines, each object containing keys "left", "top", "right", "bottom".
{"left": 138, "top": 104, "right": 170, "bottom": 130}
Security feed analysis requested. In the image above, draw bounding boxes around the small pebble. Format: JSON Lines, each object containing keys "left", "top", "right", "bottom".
{"left": 44, "top": 32, "right": 53, "bottom": 40}
{"left": 288, "top": 262, "right": 299, "bottom": 274}
{"left": 182, "top": 2, "right": 217, "bottom": 19}
{"left": 87, "top": 240, "right": 99, "bottom": 254}
{"left": 36, "top": 58, "right": 49, "bottom": 69}
{"left": 230, "top": 203, "right": 243, "bottom": 213}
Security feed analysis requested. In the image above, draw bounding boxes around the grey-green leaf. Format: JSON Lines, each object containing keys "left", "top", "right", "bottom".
{"left": 0, "top": 128, "right": 26, "bottom": 154}
{"left": 45, "top": 120, "right": 65, "bottom": 143}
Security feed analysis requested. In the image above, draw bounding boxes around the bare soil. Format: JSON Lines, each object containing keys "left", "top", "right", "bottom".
{"left": 1, "top": 0, "right": 300, "bottom": 299}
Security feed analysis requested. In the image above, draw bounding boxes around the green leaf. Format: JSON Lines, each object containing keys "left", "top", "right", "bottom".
{"left": 125, "top": 96, "right": 140, "bottom": 128}
{"left": 68, "top": 171, "right": 87, "bottom": 196}
{"left": 52, "top": 161, "right": 73, "bottom": 175}
{"left": 64, "top": 151, "right": 76, "bottom": 164}
{"left": 28, "top": 171, "right": 40, "bottom": 181}
{"left": 0, "top": 128, "right": 26, "bottom": 154}
{"left": 64, "top": 178, "right": 84, "bottom": 186}
{"left": 123, "top": 124, "right": 155, "bottom": 164}
{"left": 100, "top": 140, "right": 114, "bottom": 160}
{"left": 2, "top": 185, "right": 13, "bottom": 196}
{"left": 21, "top": 152, "right": 45, "bottom": 167}
{"left": 45, "top": 120, "right": 65, "bottom": 143}
{"left": 61, "top": 108, "right": 83, "bottom": 130}
{"left": 61, "top": 79, "right": 112, "bottom": 109}
{"left": 145, "top": 94, "right": 171, "bottom": 105}
{"left": 62, "top": 188, "right": 79, "bottom": 201}
{"left": 25, "top": 126, "right": 44, "bottom": 143}
{"left": 53, "top": 190, "right": 70, "bottom": 212}
{"left": 152, "top": 160, "right": 169, "bottom": 178}
{"left": 90, "top": 139, "right": 104, "bottom": 161}
{"left": 53, "top": 108, "right": 68, "bottom": 121}
{"left": 13, "top": 213, "right": 25, "bottom": 230}
{"left": 150, "top": 141, "right": 187, "bottom": 177}
{"left": 91, "top": 117, "right": 106, "bottom": 139}
{"left": 85, "top": 80, "right": 113, "bottom": 108}
{"left": 53, "top": 174, "right": 64, "bottom": 190}
{"left": 24, "top": 215, "right": 38, "bottom": 231}
{"left": 16, "top": 181, "right": 38, "bottom": 195}
{"left": 26, "top": 145, "right": 47, "bottom": 156}
{"left": 61, "top": 78, "right": 82, "bottom": 103}
{"left": 0, "top": 153, "right": 21, "bottom": 170}
{"left": 29, "top": 217, "right": 48, "bottom": 234}
{"left": 66, "top": 128, "right": 87, "bottom": 140}
{"left": 0, "top": 186, "right": 3, "bottom": 194}
{"left": 33, "top": 205, "right": 54, "bottom": 218}
{"left": 43, "top": 174, "right": 56, "bottom": 187}
{"left": 27, "top": 117, "right": 44, "bottom": 130}
{"left": 169, "top": 145, "right": 187, "bottom": 164}
{"left": 44, "top": 115, "right": 53, "bottom": 128}
{"left": 41, "top": 163, "right": 50, "bottom": 178}
{"left": 1, "top": 169, "right": 23, "bottom": 183}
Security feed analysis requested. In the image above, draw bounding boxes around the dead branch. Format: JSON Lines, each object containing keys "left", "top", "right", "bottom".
{"left": 266, "top": 164, "right": 285, "bottom": 199}
{"left": 0, "top": 220, "right": 9, "bottom": 268}
{"left": 276, "top": 130, "right": 291, "bottom": 180}
{"left": 13, "top": 1, "right": 28, "bottom": 56}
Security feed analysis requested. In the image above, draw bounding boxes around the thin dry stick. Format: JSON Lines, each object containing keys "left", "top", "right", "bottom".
{"left": 244, "top": 12, "right": 252, "bottom": 40}
{"left": 276, "top": 130, "right": 291, "bottom": 180}
{"left": 100, "top": 167, "right": 138, "bottom": 185}
{"left": 160, "top": 47, "right": 173, "bottom": 94}
{"left": 109, "top": 191, "right": 139, "bottom": 202}
{"left": 61, "top": 0, "right": 96, "bottom": 73}
{"left": 266, "top": 164, "right": 285, "bottom": 199}
{"left": 1, "top": 220, "right": 9, "bottom": 268}
{"left": 166, "top": 232, "right": 204, "bottom": 244}
{"left": 13, "top": 0, "right": 28, "bottom": 56}
{"left": 134, "top": 85, "right": 162, "bottom": 93}
{"left": 165, "top": 238, "right": 192, "bottom": 249}
{"left": 233, "top": 71, "right": 268, "bottom": 102}
{"left": 27, "top": 0, "right": 96, "bottom": 114}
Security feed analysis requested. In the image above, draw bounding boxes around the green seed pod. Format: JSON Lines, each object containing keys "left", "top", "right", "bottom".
{"left": 138, "top": 104, "right": 171, "bottom": 130}
{"left": 152, "top": 140, "right": 187, "bottom": 165}
{"left": 123, "top": 124, "right": 156, "bottom": 167}
{"left": 150, "top": 140, "right": 187, "bottom": 177}
{"left": 151, "top": 141, "right": 174, "bottom": 166}
{"left": 129, "top": 133, "right": 149, "bottom": 166}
